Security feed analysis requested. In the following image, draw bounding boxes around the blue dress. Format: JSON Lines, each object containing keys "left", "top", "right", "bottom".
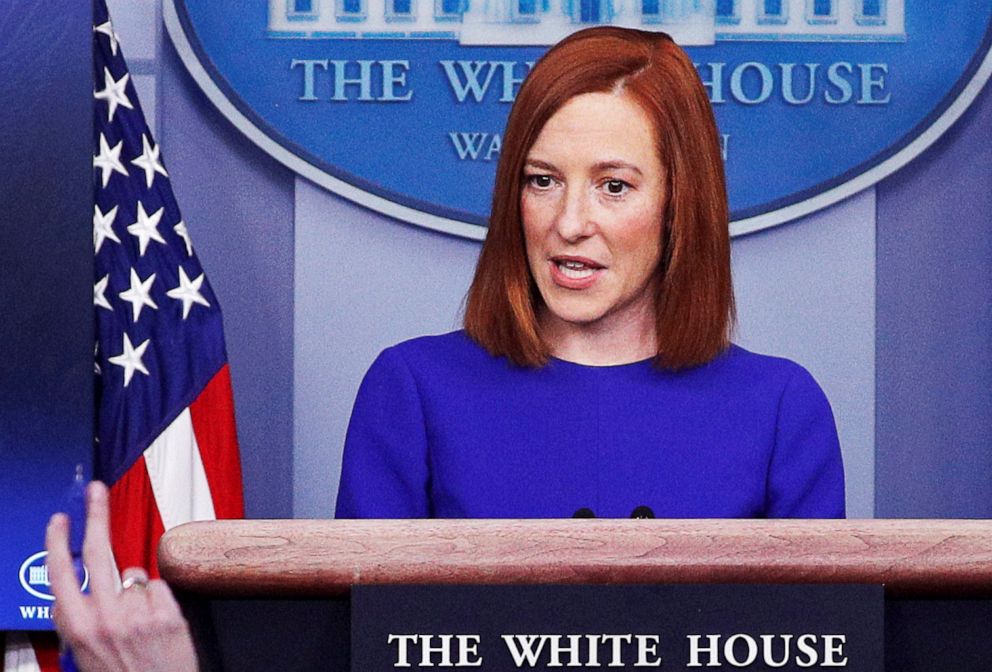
{"left": 335, "top": 331, "right": 845, "bottom": 519}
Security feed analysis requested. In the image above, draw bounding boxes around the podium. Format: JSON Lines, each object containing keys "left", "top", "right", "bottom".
{"left": 159, "top": 520, "right": 992, "bottom": 671}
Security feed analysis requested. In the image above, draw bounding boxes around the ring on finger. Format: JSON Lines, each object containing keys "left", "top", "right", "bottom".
{"left": 121, "top": 569, "right": 150, "bottom": 592}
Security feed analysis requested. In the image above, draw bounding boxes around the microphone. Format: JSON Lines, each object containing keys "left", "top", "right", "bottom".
{"left": 630, "top": 505, "right": 655, "bottom": 519}
{"left": 572, "top": 507, "right": 596, "bottom": 518}
{"left": 59, "top": 465, "right": 87, "bottom": 672}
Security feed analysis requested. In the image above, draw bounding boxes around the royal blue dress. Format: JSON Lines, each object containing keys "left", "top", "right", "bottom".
{"left": 335, "top": 331, "right": 845, "bottom": 519}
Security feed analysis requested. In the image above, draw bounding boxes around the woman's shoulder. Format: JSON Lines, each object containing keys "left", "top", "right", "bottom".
{"left": 731, "top": 345, "right": 833, "bottom": 414}
{"left": 370, "top": 330, "right": 502, "bottom": 378}
{"left": 709, "top": 343, "right": 826, "bottom": 398}
{"left": 719, "top": 343, "right": 808, "bottom": 374}
{"left": 381, "top": 330, "right": 482, "bottom": 362}
{"left": 385, "top": 329, "right": 476, "bottom": 355}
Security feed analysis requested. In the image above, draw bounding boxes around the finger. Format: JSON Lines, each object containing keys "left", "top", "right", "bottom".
{"left": 81, "top": 482, "right": 120, "bottom": 602}
{"left": 146, "top": 579, "right": 184, "bottom": 620}
{"left": 45, "top": 514, "right": 84, "bottom": 613}
{"left": 120, "top": 567, "right": 152, "bottom": 617}
{"left": 145, "top": 579, "right": 198, "bottom": 666}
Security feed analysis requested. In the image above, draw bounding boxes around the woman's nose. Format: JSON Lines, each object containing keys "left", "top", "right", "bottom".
{"left": 553, "top": 186, "right": 595, "bottom": 242}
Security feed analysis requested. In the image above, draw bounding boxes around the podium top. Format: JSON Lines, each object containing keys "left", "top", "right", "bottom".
{"left": 158, "top": 519, "right": 992, "bottom": 598}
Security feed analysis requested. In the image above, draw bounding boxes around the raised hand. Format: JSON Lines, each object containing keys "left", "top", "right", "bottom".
{"left": 46, "top": 481, "right": 198, "bottom": 672}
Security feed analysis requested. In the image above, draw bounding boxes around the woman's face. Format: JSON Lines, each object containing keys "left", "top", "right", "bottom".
{"left": 521, "top": 92, "right": 666, "bottom": 339}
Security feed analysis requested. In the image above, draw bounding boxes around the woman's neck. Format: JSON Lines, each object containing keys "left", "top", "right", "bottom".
{"left": 539, "top": 304, "right": 657, "bottom": 366}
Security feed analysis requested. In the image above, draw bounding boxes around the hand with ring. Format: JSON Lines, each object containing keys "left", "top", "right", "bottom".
{"left": 46, "top": 481, "right": 199, "bottom": 672}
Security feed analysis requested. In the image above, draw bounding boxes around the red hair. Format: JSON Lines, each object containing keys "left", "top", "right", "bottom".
{"left": 464, "top": 27, "right": 734, "bottom": 370}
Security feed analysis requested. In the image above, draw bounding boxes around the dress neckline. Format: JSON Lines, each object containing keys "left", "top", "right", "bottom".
{"left": 548, "top": 354, "right": 656, "bottom": 370}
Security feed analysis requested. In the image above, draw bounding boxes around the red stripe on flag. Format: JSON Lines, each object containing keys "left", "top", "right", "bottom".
{"left": 189, "top": 364, "right": 244, "bottom": 519}
{"left": 109, "top": 457, "right": 167, "bottom": 578}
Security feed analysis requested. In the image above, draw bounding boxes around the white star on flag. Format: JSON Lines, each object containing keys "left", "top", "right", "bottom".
{"left": 131, "top": 134, "right": 169, "bottom": 189}
{"left": 94, "top": 67, "right": 134, "bottom": 123}
{"left": 94, "top": 274, "right": 113, "bottom": 312}
{"left": 93, "top": 19, "right": 120, "bottom": 56}
{"left": 173, "top": 221, "right": 194, "bottom": 257}
{"left": 119, "top": 268, "right": 158, "bottom": 322}
{"left": 93, "top": 204, "right": 121, "bottom": 253}
{"left": 127, "top": 201, "right": 166, "bottom": 256}
{"left": 108, "top": 333, "right": 151, "bottom": 387}
{"left": 166, "top": 267, "right": 211, "bottom": 320}
{"left": 94, "top": 133, "right": 129, "bottom": 188}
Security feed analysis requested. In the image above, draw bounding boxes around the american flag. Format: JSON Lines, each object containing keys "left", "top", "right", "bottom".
{"left": 90, "top": 0, "right": 244, "bottom": 571}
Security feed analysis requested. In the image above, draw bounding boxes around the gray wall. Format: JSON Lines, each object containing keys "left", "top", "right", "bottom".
{"left": 876, "top": 84, "right": 992, "bottom": 518}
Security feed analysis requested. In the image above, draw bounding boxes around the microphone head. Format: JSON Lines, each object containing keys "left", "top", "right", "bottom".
{"left": 572, "top": 507, "right": 596, "bottom": 518}
{"left": 630, "top": 505, "right": 655, "bottom": 519}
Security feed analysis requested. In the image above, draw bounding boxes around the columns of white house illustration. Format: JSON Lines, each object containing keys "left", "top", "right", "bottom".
{"left": 267, "top": 0, "right": 904, "bottom": 43}
{"left": 716, "top": 0, "right": 904, "bottom": 41}
{"left": 460, "top": 0, "right": 715, "bottom": 46}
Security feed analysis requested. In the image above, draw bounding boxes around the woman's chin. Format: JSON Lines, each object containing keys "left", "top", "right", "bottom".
{"left": 541, "top": 302, "right": 609, "bottom": 330}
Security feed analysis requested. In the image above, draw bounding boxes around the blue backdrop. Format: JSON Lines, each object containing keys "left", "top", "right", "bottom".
{"left": 0, "top": 4, "right": 94, "bottom": 631}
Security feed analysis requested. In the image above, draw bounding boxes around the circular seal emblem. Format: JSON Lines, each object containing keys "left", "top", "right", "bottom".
{"left": 164, "top": 1, "right": 992, "bottom": 238}
{"left": 19, "top": 551, "right": 90, "bottom": 602}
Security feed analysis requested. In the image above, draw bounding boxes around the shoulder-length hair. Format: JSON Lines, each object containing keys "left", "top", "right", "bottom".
{"left": 464, "top": 26, "right": 734, "bottom": 370}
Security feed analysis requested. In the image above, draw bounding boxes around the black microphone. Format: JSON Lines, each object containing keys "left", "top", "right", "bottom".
{"left": 630, "top": 505, "right": 655, "bottom": 519}
{"left": 573, "top": 507, "right": 596, "bottom": 518}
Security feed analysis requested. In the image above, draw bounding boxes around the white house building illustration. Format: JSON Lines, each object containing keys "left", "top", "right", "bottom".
{"left": 714, "top": 0, "right": 904, "bottom": 42}
{"left": 268, "top": 0, "right": 905, "bottom": 45}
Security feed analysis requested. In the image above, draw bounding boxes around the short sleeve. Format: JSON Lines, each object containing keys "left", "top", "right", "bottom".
{"left": 766, "top": 366, "right": 846, "bottom": 518}
{"left": 335, "top": 347, "right": 431, "bottom": 518}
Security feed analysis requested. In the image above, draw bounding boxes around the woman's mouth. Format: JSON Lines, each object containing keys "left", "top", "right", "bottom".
{"left": 549, "top": 257, "right": 604, "bottom": 289}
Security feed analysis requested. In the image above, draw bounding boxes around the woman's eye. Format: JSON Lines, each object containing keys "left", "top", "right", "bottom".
{"left": 527, "top": 175, "right": 555, "bottom": 189}
{"left": 604, "top": 179, "right": 629, "bottom": 195}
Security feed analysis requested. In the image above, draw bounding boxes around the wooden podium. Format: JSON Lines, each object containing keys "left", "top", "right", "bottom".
{"left": 159, "top": 520, "right": 992, "bottom": 671}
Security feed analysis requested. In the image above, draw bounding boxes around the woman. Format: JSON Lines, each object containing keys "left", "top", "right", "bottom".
{"left": 335, "top": 27, "right": 844, "bottom": 520}
{"left": 47, "top": 26, "right": 843, "bottom": 671}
